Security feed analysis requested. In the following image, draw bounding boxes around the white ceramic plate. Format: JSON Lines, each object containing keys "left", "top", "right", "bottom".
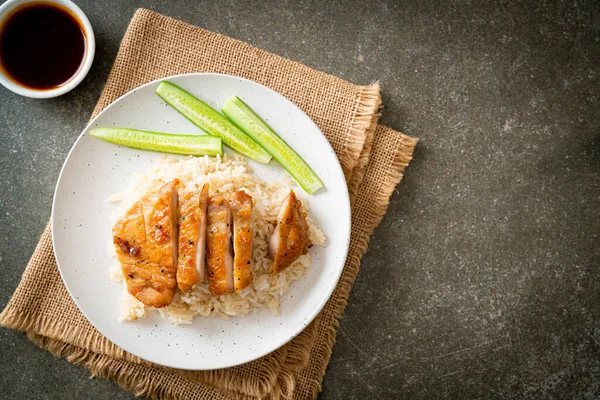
{"left": 52, "top": 73, "right": 350, "bottom": 370}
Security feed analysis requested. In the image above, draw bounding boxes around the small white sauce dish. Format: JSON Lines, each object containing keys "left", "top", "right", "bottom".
{"left": 0, "top": 0, "right": 95, "bottom": 98}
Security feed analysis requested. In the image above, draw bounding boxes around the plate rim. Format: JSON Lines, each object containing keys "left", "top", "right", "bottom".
{"left": 51, "top": 72, "right": 351, "bottom": 370}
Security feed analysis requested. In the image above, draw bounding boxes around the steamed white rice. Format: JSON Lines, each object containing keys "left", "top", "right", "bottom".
{"left": 108, "top": 154, "right": 326, "bottom": 325}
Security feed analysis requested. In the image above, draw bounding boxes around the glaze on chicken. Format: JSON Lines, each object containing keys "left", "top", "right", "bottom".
{"left": 230, "top": 190, "right": 253, "bottom": 292}
{"left": 206, "top": 196, "right": 234, "bottom": 296}
{"left": 112, "top": 179, "right": 179, "bottom": 308}
{"left": 269, "top": 190, "right": 311, "bottom": 274}
{"left": 176, "top": 183, "right": 209, "bottom": 292}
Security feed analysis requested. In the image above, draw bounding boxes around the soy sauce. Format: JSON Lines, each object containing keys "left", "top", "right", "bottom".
{"left": 0, "top": 2, "right": 86, "bottom": 90}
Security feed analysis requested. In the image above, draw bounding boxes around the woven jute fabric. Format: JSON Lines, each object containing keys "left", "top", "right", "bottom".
{"left": 0, "top": 9, "right": 417, "bottom": 400}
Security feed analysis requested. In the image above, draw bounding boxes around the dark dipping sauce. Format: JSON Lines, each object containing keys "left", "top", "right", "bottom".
{"left": 0, "top": 2, "right": 86, "bottom": 90}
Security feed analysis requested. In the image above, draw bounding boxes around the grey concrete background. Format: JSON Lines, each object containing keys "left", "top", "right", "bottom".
{"left": 1, "top": 0, "right": 599, "bottom": 399}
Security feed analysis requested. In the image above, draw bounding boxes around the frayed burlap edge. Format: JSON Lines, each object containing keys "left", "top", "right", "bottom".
{"left": 347, "top": 95, "right": 382, "bottom": 205}
{"left": 0, "top": 304, "right": 140, "bottom": 365}
{"left": 17, "top": 296, "right": 319, "bottom": 400}
{"left": 340, "top": 82, "right": 381, "bottom": 180}
{"left": 27, "top": 333, "right": 232, "bottom": 400}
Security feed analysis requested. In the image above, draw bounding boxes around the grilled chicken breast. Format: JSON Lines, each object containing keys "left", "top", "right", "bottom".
{"left": 230, "top": 190, "right": 253, "bottom": 292}
{"left": 269, "top": 190, "right": 311, "bottom": 274}
{"left": 113, "top": 179, "right": 179, "bottom": 308}
{"left": 177, "top": 183, "right": 209, "bottom": 292}
{"left": 206, "top": 196, "right": 234, "bottom": 296}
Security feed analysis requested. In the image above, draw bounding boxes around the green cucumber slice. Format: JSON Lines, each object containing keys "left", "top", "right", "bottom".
{"left": 89, "top": 127, "right": 223, "bottom": 157}
{"left": 222, "top": 96, "right": 324, "bottom": 194}
{"left": 155, "top": 81, "right": 272, "bottom": 164}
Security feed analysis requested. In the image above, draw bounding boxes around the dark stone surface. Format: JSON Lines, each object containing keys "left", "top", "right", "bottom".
{"left": 1, "top": 0, "right": 599, "bottom": 399}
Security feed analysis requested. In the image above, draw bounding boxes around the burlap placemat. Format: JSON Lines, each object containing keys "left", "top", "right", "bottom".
{"left": 0, "top": 9, "right": 417, "bottom": 399}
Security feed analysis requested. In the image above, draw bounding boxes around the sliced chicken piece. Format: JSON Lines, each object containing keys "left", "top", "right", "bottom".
{"left": 230, "top": 190, "right": 253, "bottom": 292}
{"left": 206, "top": 196, "right": 234, "bottom": 296}
{"left": 269, "top": 190, "right": 312, "bottom": 274}
{"left": 177, "top": 183, "right": 209, "bottom": 292}
{"left": 113, "top": 179, "right": 179, "bottom": 308}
